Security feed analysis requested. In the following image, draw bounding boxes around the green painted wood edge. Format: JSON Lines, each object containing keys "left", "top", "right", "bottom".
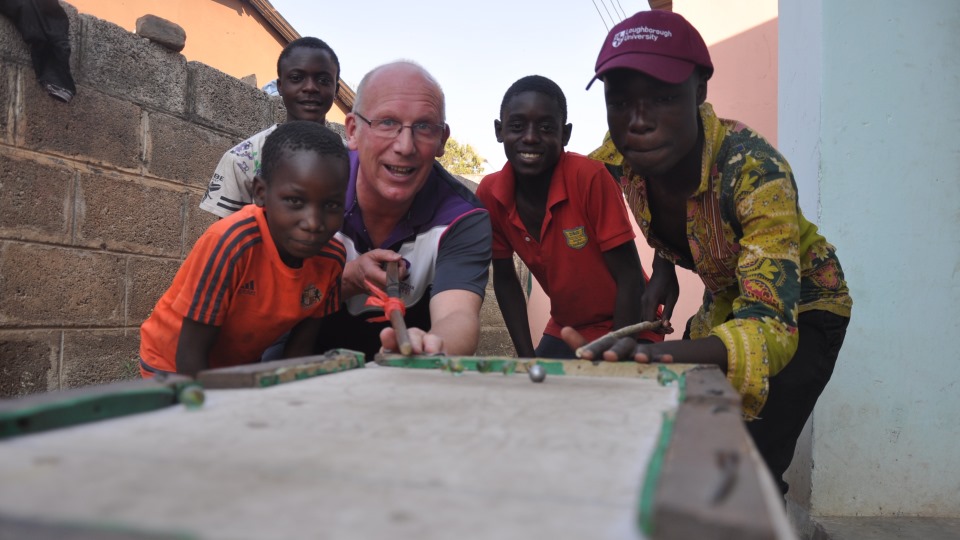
{"left": 656, "top": 365, "right": 688, "bottom": 401}
{"left": 0, "top": 512, "right": 199, "bottom": 539}
{"left": 378, "top": 354, "right": 700, "bottom": 380}
{"left": 255, "top": 349, "right": 366, "bottom": 388}
{"left": 637, "top": 409, "right": 676, "bottom": 535}
{"left": 376, "top": 355, "right": 566, "bottom": 375}
{"left": 0, "top": 386, "right": 180, "bottom": 440}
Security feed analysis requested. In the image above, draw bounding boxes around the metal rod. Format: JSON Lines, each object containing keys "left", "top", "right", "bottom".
{"left": 386, "top": 261, "right": 413, "bottom": 356}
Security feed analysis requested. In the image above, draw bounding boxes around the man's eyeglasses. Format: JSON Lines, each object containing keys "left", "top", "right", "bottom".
{"left": 354, "top": 112, "right": 445, "bottom": 142}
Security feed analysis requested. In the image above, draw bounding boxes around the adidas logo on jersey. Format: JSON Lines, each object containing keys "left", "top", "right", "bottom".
{"left": 238, "top": 280, "right": 256, "bottom": 296}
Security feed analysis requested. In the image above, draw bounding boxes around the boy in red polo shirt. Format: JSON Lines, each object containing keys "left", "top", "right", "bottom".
{"left": 139, "top": 122, "right": 349, "bottom": 377}
{"left": 476, "top": 75, "right": 661, "bottom": 359}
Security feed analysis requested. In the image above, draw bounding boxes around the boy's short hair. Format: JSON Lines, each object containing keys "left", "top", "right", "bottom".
{"left": 499, "top": 75, "right": 568, "bottom": 123}
{"left": 277, "top": 36, "right": 341, "bottom": 79}
{"left": 261, "top": 121, "right": 349, "bottom": 182}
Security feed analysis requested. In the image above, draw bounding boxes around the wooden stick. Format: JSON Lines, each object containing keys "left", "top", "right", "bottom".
{"left": 386, "top": 261, "right": 413, "bottom": 356}
{"left": 575, "top": 320, "right": 663, "bottom": 359}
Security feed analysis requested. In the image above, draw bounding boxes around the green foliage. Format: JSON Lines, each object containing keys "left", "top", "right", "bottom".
{"left": 439, "top": 137, "right": 485, "bottom": 175}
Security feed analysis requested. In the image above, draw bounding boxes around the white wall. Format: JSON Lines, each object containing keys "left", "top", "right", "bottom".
{"left": 778, "top": 0, "right": 822, "bottom": 511}
{"left": 780, "top": 0, "right": 960, "bottom": 517}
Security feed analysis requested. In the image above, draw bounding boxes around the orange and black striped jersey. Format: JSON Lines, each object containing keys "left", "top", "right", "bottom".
{"left": 139, "top": 204, "right": 344, "bottom": 374}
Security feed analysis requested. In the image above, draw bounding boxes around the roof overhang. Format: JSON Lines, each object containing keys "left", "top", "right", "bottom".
{"left": 245, "top": 0, "right": 355, "bottom": 109}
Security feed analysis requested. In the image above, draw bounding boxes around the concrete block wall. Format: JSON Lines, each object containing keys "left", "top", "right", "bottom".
{"left": 0, "top": 4, "right": 515, "bottom": 396}
{"left": 0, "top": 4, "right": 280, "bottom": 397}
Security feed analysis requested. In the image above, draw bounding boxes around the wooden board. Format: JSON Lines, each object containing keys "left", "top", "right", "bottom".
{"left": 651, "top": 400, "right": 775, "bottom": 539}
{"left": 0, "top": 359, "right": 793, "bottom": 539}
{"left": 0, "top": 376, "right": 192, "bottom": 440}
{"left": 375, "top": 353, "right": 693, "bottom": 380}
{"left": 196, "top": 349, "right": 365, "bottom": 388}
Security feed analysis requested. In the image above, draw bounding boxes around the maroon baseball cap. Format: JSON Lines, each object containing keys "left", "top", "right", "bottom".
{"left": 587, "top": 10, "right": 713, "bottom": 89}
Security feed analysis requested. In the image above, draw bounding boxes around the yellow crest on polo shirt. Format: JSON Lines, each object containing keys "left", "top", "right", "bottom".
{"left": 562, "top": 226, "right": 588, "bottom": 249}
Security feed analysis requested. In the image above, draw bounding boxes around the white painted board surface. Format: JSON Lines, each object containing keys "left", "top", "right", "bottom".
{"left": 0, "top": 365, "right": 680, "bottom": 539}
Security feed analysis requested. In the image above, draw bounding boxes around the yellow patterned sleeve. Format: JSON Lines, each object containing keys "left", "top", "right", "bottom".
{"left": 713, "top": 163, "right": 804, "bottom": 419}
{"left": 711, "top": 316, "right": 798, "bottom": 419}
{"left": 731, "top": 175, "right": 803, "bottom": 369}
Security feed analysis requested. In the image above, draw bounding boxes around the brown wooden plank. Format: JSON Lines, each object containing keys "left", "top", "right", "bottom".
{"left": 652, "top": 401, "right": 777, "bottom": 540}
{"left": 196, "top": 349, "right": 364, "bottom": 389}
{"left": 681, "top": 365, "right": 742, "bottom": 408}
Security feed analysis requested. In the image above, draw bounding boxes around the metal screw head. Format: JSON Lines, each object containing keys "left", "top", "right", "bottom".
{"left": 528, "top": 364, "right": 546, "bottom": 383}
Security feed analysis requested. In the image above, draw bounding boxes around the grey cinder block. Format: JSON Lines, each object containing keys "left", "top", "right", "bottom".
{"left": 0, "top": 243, "right": 126, "bottom": 327}
{"left": 0, "top": 153, "right": 74, "bottom": 245}
{"left": 75, "top": 172, "right": 186, "bottom": 257}
{"left": 148, "top": 111, "right": 237, "bottom": 187}
{"left": 135, "top": 14, "right": 186, "bottom": 53}
{"left": 189, "top": 61, "right": 274, "bottom": 136}
{"left": 77, "top": 14, "right": 187, "bottom": 115}
{"left": 0, "top": 331, "right": 61, "bottom": 397}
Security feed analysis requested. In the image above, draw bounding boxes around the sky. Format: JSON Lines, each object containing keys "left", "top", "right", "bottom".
{"left": 268, "top": 0, "right": 649, "bottom": 173}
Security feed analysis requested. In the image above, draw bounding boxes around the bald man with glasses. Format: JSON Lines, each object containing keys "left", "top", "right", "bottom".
{"left": 313, "top": 61, "right": 492, "bottom": 359}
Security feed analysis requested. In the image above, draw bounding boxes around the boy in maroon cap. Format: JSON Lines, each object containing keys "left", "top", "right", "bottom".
{"left": 569, "top": 10, "right": 853, "bottom": 497}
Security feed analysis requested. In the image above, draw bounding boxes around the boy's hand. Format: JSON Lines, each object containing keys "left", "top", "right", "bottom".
{"left": 560, "top": 326, "right": 641, "bottom": 362}
{"left": 560, "top": 326, "right": 675, "bottom": 362}
{"left": 342, "top": 249, "right": 406, "bottom": 298}
{"left": 631, "top": 341, "right": 675, "bottom": 363}
{"left": 642, "top": 255, "right": 680, "bottom": 333}
{"left": 563, "top": 326, "right": 727, "bottom": 369}
{"left": 380, "top": 327, "right": 443, "bottom": 355}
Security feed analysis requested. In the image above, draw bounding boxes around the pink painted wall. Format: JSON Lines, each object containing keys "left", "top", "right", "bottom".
{"left": 680, "top": 1, "right": 779, "bottom": 145}
{"left": 526, "top": 2, "right": 778, "bottom": 346}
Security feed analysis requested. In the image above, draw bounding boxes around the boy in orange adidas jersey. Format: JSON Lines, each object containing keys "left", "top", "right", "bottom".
{"left": 139, "top": 121, "right": 349, "bottom": 377}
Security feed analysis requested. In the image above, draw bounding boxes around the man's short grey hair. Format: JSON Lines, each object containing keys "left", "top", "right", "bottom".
{"left": 352, "top": 60, "right": 446, "bottom": 122}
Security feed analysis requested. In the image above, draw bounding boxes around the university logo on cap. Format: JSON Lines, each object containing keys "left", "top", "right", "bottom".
{"left": 611, "top": 25, "right": 674, "bottom": 48}
{"left": 587, "top": 10, "right": 713, "bottom": 89}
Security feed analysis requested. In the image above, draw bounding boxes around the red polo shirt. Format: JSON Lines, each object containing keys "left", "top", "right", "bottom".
{"left": 478, "top": 151, "right": 653, "bottom": 342}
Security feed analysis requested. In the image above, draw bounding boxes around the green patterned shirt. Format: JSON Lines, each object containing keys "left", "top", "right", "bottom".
{"left": 591, "top": 103, "right": 852, "bottom": 418}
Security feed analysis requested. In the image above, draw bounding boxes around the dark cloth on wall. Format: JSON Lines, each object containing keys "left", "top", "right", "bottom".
{"left": 0, "top": 0, "right": 76, "bottom": 102}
